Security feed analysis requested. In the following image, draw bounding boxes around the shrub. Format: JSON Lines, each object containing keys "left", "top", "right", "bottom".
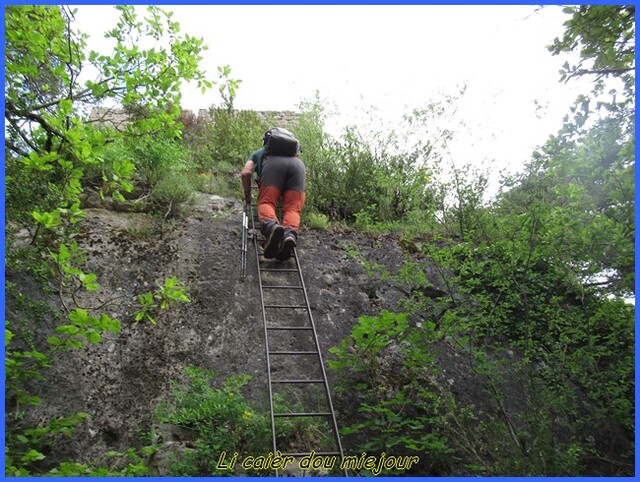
{"left": 181, "top": 108, "right": 269, "bottom": 196}
{"left": 330, "top": 225, "right": 635, "bottom": 475}
{"left": 151, "top": 172, "right": 194, "bottom": 215}
{"left": 154, "top": 367, "right": 271, "bottom": 476}
{"left": 126, "top": 136, "right": 190, "bottom": 190}
{"left": 154, "top": 366, "right": 341, "bottom": 476}
{"left": 328, "top": 311, "right": 449, "bottom": 476}
{"left": 303, "top": 211, "right": 330, "bottom": 230}
{"left": 291, "top": 98, "right": 442, "bottom": 226}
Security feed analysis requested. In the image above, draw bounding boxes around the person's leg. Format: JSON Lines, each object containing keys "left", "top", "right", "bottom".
{"left": 257, "top": 185, "right": 285, "bottom": 258}
{"left": 257, "top": 185, "right": 281, "bottom": 235}
{"left": 281, "top": 190, "right": 306, "bottom": 232}
{"left": 259, "top": 157, "right": 289, "bottom": 258}
{"left": 276, "top": 189, "right": 306, "bottom": 261}
{"left": 280, "top": 157, "right": 306, "bottom": 232}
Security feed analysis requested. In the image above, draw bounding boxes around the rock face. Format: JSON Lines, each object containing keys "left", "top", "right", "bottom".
{"left": 10, "top": 193, "right": 428, "bottom": 470}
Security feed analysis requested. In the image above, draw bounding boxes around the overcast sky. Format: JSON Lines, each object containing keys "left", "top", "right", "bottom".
{"left": 72, "top": 5, "right": 593, "bottom": 186}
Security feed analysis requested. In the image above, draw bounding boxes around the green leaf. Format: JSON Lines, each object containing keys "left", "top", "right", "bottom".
{"left": 56, "top": 324, "right": 80, "bottom": 335}
{"left": 32, "top": 210, "right": 62, "bottom": 229}
{"left": 58, "top": 98, "right": 73, "bottom": 114}
{"left": 78, "top": 273, "right": 99, "bottom": 291}
{"left": 21, "top": 449, "right": 46, "bottom": 463}
{"left": 67, "top": 339, "right": 83, "bottom": 349}
{"left": 98, "top": 314, "right": 121, "bottom": 334}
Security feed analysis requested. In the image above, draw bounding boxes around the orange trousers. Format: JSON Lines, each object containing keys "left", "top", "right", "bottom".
{"left": 258, "top": 186, "right": 306, "bottom": 231}
{"left": 257, "top": 155, "right": 306, "bottom": 232}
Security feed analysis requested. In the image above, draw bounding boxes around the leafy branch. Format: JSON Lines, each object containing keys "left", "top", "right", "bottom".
{"left": 134, "top": 276, "right": 190, "bottom": 325}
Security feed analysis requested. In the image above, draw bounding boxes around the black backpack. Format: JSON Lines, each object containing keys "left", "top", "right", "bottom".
{"left": 264, "top": 127, "right": 299, "bottom": 156}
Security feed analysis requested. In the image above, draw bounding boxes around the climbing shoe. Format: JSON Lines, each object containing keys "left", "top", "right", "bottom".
{"left": 276, "top": 234, "right": 296, "bottom": 262}
{"left": 263, "top": 224, "right": 284, "bottom": 259}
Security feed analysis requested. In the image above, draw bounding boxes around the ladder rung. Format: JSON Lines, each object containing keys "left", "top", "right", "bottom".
{"left": 264, "top": 304, "right": 308, "bottom": 309}
{"left": 269, "top": 351, "right": 318, "bottom": 355}
{"left": 260, "top": 268, "right": 298, "bottom": 273}
{"left": 273, "top": 412, "right": 332, "bottom": 417}
{"left": 271, "top": 379, "right": 324, "bottom": 384}
{"left": 267, "top": 326, "right": 313, "bottom": 331}
{"left": 258, "top": 251, "right": 282, "bottom": 256}
{"left": 281, "top": 451, "right": 341, "bottom": 457}
{"left": 262, "top": 285, "right": 303, "bottom": 290}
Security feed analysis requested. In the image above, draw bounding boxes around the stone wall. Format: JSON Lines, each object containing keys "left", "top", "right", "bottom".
{"left": 196, "top": 108, "right": 300, "bottom": 126}
{"left": 88, "top": 106, "right": 300, "bottom": 130}
{"left": 87, "top": 106, "right": 133, "bottom": 131}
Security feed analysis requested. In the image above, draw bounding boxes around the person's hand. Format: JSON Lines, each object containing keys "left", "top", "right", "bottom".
{"left": 243, "top": 200, "right": 251, "bottom": 213}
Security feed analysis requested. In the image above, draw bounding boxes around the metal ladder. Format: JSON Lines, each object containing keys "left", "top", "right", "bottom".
{"left": 242, "top": 204, "right": 347, "bottom": 476}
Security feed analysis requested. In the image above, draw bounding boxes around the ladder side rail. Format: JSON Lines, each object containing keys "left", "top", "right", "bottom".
{"left": 292, "top": 248, "right": 348, "bottom": 476}
{"left": 241, "top": 211, "right": 248, "bottom": 278}
{"left": 250, "top": 205, "right": 279, "bottom": 468}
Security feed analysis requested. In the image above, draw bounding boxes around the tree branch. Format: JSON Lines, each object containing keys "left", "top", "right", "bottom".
{"left": 573, "top": 67, "right": 635, "bottom": 77}
{"left": 5, "top": 114, "right": 42, "bottom": 154}
{"left": 6, "top": 100, "right": 66, "bottom": 141}
{"left": 583, "top": 280, "right": 612, "bottom": 288}
{"left": 5, "top": 138, "right": 31, "bottom": 158}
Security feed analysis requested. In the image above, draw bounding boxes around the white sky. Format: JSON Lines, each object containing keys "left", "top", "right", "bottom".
{"left": 71, "top": 5, "right": 593, "bottom": 187}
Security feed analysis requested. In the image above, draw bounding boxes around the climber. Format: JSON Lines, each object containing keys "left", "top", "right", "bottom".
{"left": 241, "top": 127, "right": 306, "bottom": 261}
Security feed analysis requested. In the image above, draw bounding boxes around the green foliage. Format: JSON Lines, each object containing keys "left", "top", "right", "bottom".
{"left": 498, "top": 112, "right": 634, "bottom": 295}
{"left": 152, "top": 172, "right": 195, "bottom": 215}
{"left": 102, "top": 158, "right": 136, "bottom": 202}
{"left": 430, "top": 235, "right": 633, "bottom": 413}
{"left": 329, "top": 311, "right": 448, "bottom": 475}
{"left": 154, "top": 367, "right": 337, "bottom": 476}
{"left": 46, "top": 447, "right": 155, "bottom": 477}
{"left": 341, "top": 187, "right": 634, "bottom": 473}
{"left": 293, "top": 93, "right": 460, "bottom": 229}
{"left": 207, "top": 109, "right": 268, "bottom": 170}
{"left": 5, "top": 331, "right": 50, "bottom": 413}
{"left": 128, "top": 136, "right": 191, "bottom": 190}
{"left": 181, "top": 107, "right": 268, "bottom": 196}
{"left": 89, "top": 5, "right": 212, "bottom": 117}
{"left": 49, "top": 241, "right": 98, "bottom": 290}
{"left": 5, "top": 412, "right": 89, "bottom": 476}
{"left": 291, "top": 93, "right": 333, "bottom": 210}
{"left": 5, "top": 5, "right": 212, "bottom": 230}
{"left": 331, "top": 235, "right": 634, "bottom": 474}
{"left": 549, "top": 5, "right": 635, "bottom": 97}
{"left": 134, "top": 276, "right": 191, "bottom": 325}
{"left": 217, "top": 64, "right": 242, "bottom": 112}
{"left": 5, "top": 6, "right": 210, "bottom": 477}
{"left": 48, "top": 308, "right": 120, "bottom": 348}
{"left": 324, "top": 126, "right": 435, "bottom": 223}
{"left": 434, "top": 164, "right": 491, "bottom": 240}
{"left": 303, "top": 211, "right": 330, "bottom": 230}
{"left": 87, "top": 135, "right": 197, "bottom": 214}
{"left": 545, "top": 7, "right": 634, "bottom": 289}
{"left": 331, "top": 76, "right": 634, "bottom": 474}
{"left": 5, "top": 318, "right": 157, "bottom": 476}
{"left": 154, "top": 367, "right": 271, "bottom": 475}
{"left": 7, "top": 442, "right": 156, "bottom": 477}
{"left": 271, "top": 392, "right": 336, "bottom": 457}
